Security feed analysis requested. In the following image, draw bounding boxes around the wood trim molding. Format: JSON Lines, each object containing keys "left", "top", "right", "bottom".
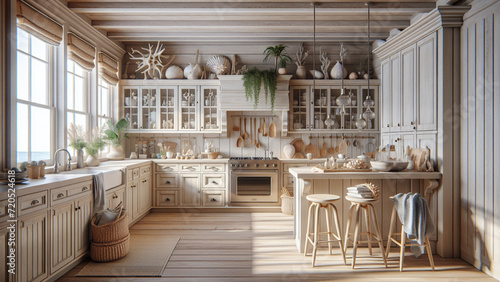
{"left": 25, "top": 0, "right": 125, "bottom": 59}
{"left": 373, "top": 5, "right": 470, "bottom": 60}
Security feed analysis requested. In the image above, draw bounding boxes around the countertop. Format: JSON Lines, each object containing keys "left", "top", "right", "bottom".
{"left": 289, "top": 167, "right": 442, "bottom": 180}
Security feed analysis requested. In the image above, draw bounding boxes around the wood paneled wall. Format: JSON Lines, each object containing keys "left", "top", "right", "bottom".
{"left": 0, "top": 0, "right": 6, "bottom": 170}
{"left": 460, "top": 0, "right": 500, "bottom": 279}
{"left": 122, "top": 42, "right": 376, "bottom": 80}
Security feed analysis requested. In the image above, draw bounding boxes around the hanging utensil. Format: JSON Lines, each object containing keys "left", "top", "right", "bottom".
{"left": 250, "top": 117, "right": 255, "bottom": 146}
{"left": 256, "top": 118, "right": 261, "bottom": 148}
{"left": 339, "top": 136, "right": 348, "bottom": 155}
{"left": 269, "top": 117, "right": 276, "bottom": 138}
{"left": 258, "top": 117, "right": 263, "bottom": 134}
{"left": 262, "top": 117, "right": 267, "bottom": 137}
{"left": 242, "top": 117, "right": 248, "bottom": 140}
{"left": 236, "top": 118, "right": 244, "bottom": 147}
{"left": 232, "top": 117, "right": 240, "bottom": 132}
{"left": 320, "top": 136, "right": 327, "bottom": 157}
{"left": 327, "top": 136, "right": 335, "bottom": 154}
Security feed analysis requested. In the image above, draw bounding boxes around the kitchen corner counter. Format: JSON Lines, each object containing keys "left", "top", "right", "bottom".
{"left": 153, "top": 158, "right": 229, "bottom": 164}
{"left": 289, "top": 167, "right": 442, "bottom": 180}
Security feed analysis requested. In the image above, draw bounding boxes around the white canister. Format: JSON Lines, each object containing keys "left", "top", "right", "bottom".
{"left": 306, "top": 153, "right": 313, "bottom": 160}
{"left": 166, "top": 151, "right": 173, "bottom": 159}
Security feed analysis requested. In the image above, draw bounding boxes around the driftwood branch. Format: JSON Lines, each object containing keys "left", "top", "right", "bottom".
{"left": 319, "top": 47, "right": 331, "bottom": 79}
{"left": 294, "top": 42, "right": 309, "bottom": 67}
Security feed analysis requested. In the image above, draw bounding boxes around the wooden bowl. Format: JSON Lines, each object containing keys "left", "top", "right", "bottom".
{"left": 209, "top": 152, "right": 220, "bottom": 159}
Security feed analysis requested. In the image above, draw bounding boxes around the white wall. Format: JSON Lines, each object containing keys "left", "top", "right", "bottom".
{"left": 460, "top": 0, "right": 500, "bottom": 279}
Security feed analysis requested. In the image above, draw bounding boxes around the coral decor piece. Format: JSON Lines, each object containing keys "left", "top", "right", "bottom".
{"left": 128, "top": 42, "right": 172, "bottom": 79}
{"left": 319, "top": 47, "right": 331, "bottom": 79}
{"left": 294, "top": 42, "right": 309, "bottom": 67}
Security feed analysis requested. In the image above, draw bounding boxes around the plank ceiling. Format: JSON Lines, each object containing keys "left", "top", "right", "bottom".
{"left": 66, "top": 0, "right": 438, "bottom": 43}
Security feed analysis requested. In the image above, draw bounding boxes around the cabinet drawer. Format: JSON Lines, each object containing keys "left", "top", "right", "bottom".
{"left": 51, "top": 182, "right": 91, "bottom": 205}
{"left": 132, "top": 168, "right": 140, "bottom": 179}
{"left": 156, "top": 163, "right": 178, "bottom": 172}
{"left": 283, "top": 173, "right": 295, "bottom": 187}
{"left": 202, "top": 173, "right": 225, "bottom": 188}
{"left": 180, "top": 164, "right": 200, "bottom": 172}
{"left": 202, "top": 190, "right": 225, "bottom": 207}
{"left": 283, "top": 163, "right": 308, "bottom": 172}
{"left": 156, "top": 174, "right": 178, "bottom": 188}
{"left": 140, "top": 165, "right": 151, "bottom": 177}
{"left": 202, "top": 164, "right": 226, "bottom": 172}
{"left": 18, "top": 191, "right": 48, "bottom": 216}
{"left": 156, "top": 190, "right": 179, "bottom": 207}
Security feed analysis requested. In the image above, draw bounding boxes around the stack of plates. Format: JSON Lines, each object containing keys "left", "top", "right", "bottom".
{"left": 0, "top": 171, "right": 29, "bottom": 184}
{"left": 346, "top": 185, "right": 374, "bottom": 199}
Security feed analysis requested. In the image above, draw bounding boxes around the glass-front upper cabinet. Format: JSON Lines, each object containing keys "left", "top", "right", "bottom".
{"left": 289, "top": 86, "right": 310, "bottom": 131}
{"left": 159, "top": 87, "right": 177, "bottom": 130}
{"left": 329, "top": 87, "right": 358, "bottom": 130}
{"left": 200, "top": 86, "right": 220, "bottom": 131}
{"left": 140, "top": 88, "right": 157, "bottom": 129}
{"left": 312, "top": 87, "right": 329, "bottom": 130}
{"left": 179, "top": 86, "right": 198, "bottom": 131}
{"left": 360, "top": 86, "right": 378, "bottom": 130}
{"left": 123, "top": 87, "right": 139, "bottom": 129}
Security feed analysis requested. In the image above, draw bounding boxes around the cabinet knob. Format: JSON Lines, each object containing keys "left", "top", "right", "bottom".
{"left": 413, "top": 126, "right": 416, "bottom": 130}
{"left": 410, "top": 121, "right": 415, "bottom": 125}
{"left": 165, "top": 198, "right": 171, "bottom": 202}
{"left": 386, "top": 124, "right": 390, "bottom": 127}
{"left": 142, "top": 179, "right": 147, "bottom": 183}
{"left": 397, "top": 123, "right": 401, "bottom": 126}
{"left": 57, "top": 193, "right": 65, "bottom": 199}
{"left": 75, "top": 207, "right": 78, "bottom": 211}
{"left": 82, "top": 186, "right": 89, "bottom": 191}
{"left": 211, "top": 198, "right": 217, "bottom": 202}
{"left": 165, "top": 181, "right": 171, "bottom": 184}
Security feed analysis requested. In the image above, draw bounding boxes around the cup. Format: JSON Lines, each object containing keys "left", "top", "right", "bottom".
{"left": 306, "top": 153, "right": 313, "bottom": 160}
{"left": 166, "top": 151, "right": 173, "bottom": 159}
{"left": 338, "top": 154, "right": 345, "bottom": 159}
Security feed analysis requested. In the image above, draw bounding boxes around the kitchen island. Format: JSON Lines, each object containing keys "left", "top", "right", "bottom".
{"left": 289, "top": 167, "right": 442, "bottom": 254}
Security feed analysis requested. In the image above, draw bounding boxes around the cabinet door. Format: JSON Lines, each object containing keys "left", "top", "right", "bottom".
{"left": 401, "top": 45, "right": 416, "bottom": 131}
{"left": 311, "top": 87, "right": 329, "bottom": 130}
{"left": 180, "top": 174, "right": 201, "bottom": 206}
{"left": 380, "top": 58, "right": 392, "bottom": 132}
{"left": 50, "top": 202, "right": 74, "bottom": 274}
{"left": 416, "top": 33, "right": 437, "bottom": 131}
{"left": 158, "top": 87, "right": 178, "bottom": 130}
{"left": 139, "top": 87, "right": 158, "bottom": 130}
{"left": 390, "top": 53, "right": 401, "bottom": 131}
{"left": 179, "top": 86, "right": 198, "bottom": 131}
{"left": 74, "top": 195, "right": 93, "bottom": 257}
{"left": 200, "top": 86, "right": 220, "bottom": 131}
{"left": 139, "top": 176, "right": 152, "bottom": 214}
{"left": 18, "top": 212, "right": 48, "bottom": 282}
{"left": 123, "top": 87, "right": 140, "bottom": 130}
{"left": 360, "top": 86, "right": 378, "bottom": 130}
{"left": 128, "top": 180, "right": 139, "bottom": 221}
{"left": 289, "top": 86, "right": 310, "bottom": 131}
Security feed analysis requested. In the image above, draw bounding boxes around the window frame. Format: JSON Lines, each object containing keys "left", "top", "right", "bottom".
{"left": 96, "top": 77, "right": 114, "bottom": 158}
{"left": 15, "top": 28, "right": 56, "bottom": 165}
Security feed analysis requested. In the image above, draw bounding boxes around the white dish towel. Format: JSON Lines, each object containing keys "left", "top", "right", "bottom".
{"left": 92, "top": 172, "right": 106, "bottom": 215}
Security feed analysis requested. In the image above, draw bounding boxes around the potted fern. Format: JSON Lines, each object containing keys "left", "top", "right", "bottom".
{"left": 103, "top": 118, "right": 129, "bottom": 160}
{"left": 263, "top": 44, "right": 292, "bottom": 74}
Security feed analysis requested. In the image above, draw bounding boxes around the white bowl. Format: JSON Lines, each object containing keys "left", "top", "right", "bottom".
{"left": 389, "top": 161, "right": 409, "bottom": 172}
{"left": 370, "top": 161, "right": 393, "bottom": 172}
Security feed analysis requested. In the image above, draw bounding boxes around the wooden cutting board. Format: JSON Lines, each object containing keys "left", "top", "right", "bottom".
{"left": 409, "top": 147, "right": 431, "bottom": 171}
{"left": 162, "top": 142, "right": 177, "bottom": 151}
{"left": 291, "top": 138, "right": 305, "bottom": 157}
{"left": 304, "top": 137, "right": 320, "bottom": 158}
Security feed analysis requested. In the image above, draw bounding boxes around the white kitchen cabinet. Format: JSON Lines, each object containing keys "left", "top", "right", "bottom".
{"left": 401, "top": 45, "right": 416, "bottom": 131}
{"left": 158, "top": 86, "right": 178, "bottom": 130}
{"left": 128, "top": 179, "right": 139, "bottom": 221}
{"left": 390, "top": 53, "right": 401, "bottom": 131}
{"left": 127, "top": 164, "right": 152, "bottom": 223}
{"left": 289, "top": 81, "right": 379, "bottom": 133}
{"left": 179, "top": 86, "right": 199, "bottom": 131}
{"left": 156, "top": 190, "right": 179, "bottom": 207}
{"left": 202, "top": 190, "right": 225, "bottom": 207}
{"left": 0, "top": 222, "right": 13, "bottom": 282}
{"left": 180, "top": 173, "right": 201, "bottom": 206}
{"left": 106, "top": 185, "right": 126, "bottom": 210}
{"left": 50, "top": 201, "right": 74, "bottom": 274}
{"left": 18, "top": 212, "right": 48, "bottom": 282}
{"left": 416, "top": 33, "right": 438, "bottom": 131}
{"left": 380, "top": 58, "right": 391, "bottom": 132}
{"left": 139, "top": 176, "right": 152, "bottom": 214}
{"left": 74, "top": 195, "right": 93, "bottom": 257}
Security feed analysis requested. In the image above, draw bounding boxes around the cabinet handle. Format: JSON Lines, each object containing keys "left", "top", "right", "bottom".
{"left": 386, "top": 124, "right": 390, "bottom": 127}
{"left": 165, "top": 181, "right": 171, "bottom": 184}
{"left": 30, "top": 200, "right": 39, "bottom": 206}
{"left": 113, "top": 195, "right": 118, "bottom": 199}
{"left": 410, "top": 121, "right": 415, "bottom": 125}
{"left": 211, "top": 181, "right": 218, "bottom": 185}
{"left": 142, "top": 179, "right": 147, "bottom": 183}
{"left": 185, "top": 166, "right": 195, "bottom": 170}
{"left": 57, "top": 193, "right": 65, "bottom": 199}
{"left": 209, "top": 166, "right": 219, "bottom": 171}
{"left": 397, "top": 123, "right": 401, "bottom": 126}
{"left": 75, "top": 207, "right": 78, "bottom": 211}
{"left": 161, "top": 166, "right": 173, "bottom": 171}
{"left": 82, "top": 186, "right": 89, "bottom": 191}
{"left": 210, "top": 198, "right": 217, "bottom": 202}
{"left": 165, "top": 198, "right": 171, "bottom": 202}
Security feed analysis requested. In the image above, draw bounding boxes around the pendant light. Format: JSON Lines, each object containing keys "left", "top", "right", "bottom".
{"left": 362, "top": 2, "right": 376, "bottom": 126}
{"left": 335, "top": 42, "right": 350, "bottom": 129}
{"left": 323, "top": 3, "right": 334, "bottom": 128}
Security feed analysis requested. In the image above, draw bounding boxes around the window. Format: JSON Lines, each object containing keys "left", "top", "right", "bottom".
{"left": 16, "top": 28, "right": 55, "bottom": 164}
{"left": 97, "top": 78, "right": 113, "bottom": 156}
{"left": 66, "top": 59, "right": 90, "bottom": 156}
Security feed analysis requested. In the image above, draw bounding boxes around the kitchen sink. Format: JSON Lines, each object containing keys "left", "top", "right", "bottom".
{"left": 60, "top": 167, "right": 124, "bottom": 190}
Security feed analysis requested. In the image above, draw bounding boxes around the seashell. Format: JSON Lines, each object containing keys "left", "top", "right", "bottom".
{"left": 330, "top": 61, "right": 347, "bottom": 79}
{"left": 206, "top": 55, "right": 231, "bottom": 75}
{"left": 349, "top": 72, "right": 358, "bottom": 80}
{"left": 184, "top": 63, "right": 202, "bottom": 80}
{"left": 165, "top": 65, "right": 184, "bottom": 79}
{"left": 309, "top": 70, "right": 324, "bottom": 79}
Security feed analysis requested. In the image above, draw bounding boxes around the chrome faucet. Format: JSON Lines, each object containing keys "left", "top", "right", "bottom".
{"left": 54, "top": 149, "right": 72, "bottom": 173}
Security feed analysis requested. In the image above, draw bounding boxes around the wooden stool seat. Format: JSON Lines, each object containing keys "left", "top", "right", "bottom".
{"left": 386, "top": 196, "right": 435, "bottom": 271}
{"left": 344, "top": 196, "right": 387, "bottom": 269}
{"left": 306, "top": 194, "right": 341, "bottom": 204}
{"left": 304, "top": 194, "right": 346, "bottom": 267}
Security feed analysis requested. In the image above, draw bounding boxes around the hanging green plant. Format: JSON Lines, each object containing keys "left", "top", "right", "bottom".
{"left": 242, "top": 68, "right": 278, "bottom": 112}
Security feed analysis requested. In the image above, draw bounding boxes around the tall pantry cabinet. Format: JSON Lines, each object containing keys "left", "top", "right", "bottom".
{"left": 373, "top": 6, "right": 469, "bottom": 258}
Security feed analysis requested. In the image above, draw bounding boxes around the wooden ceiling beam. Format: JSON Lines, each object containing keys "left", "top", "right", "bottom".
{"left": 87, "top": 14, "right": 412, "bottom": 21}
{"left": 68, "top": 0, "right": 435, "bottom": 3}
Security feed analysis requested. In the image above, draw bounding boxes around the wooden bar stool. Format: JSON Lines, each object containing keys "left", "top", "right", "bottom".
{"left": 386, "top": 196, "right": 435, "bottom": 271}
{"left": 303, "top": 194, "right": 346, "bottom": 267}
{"left": 344, "top": 196, "right": 387, "bottom": 269}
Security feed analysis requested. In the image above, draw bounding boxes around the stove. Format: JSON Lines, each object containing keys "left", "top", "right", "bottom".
{"left": 229, "top": 157, "right": 280, "bottom": 203}
{"left": 229, "top": 157, "right": 280, "bottom": 169}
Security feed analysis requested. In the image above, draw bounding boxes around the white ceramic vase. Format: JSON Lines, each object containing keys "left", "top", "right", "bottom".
{"left": 85, "top": 155, "right": 100, "bottom": 167}
{"left": 76, "top": 149, "right": 84, "bottom": 168}
{"left": 283, "top": 144, "right": 295, "bottom": 159}
{"left": 107, "top": 145, "right": 125, "bottom": 160}
{"left": 296, "top": 66, "right": 306, "bottom": 79}
{"left": 331, "top": 61, "right": 347, "bottom": 79}
{"left": 278, "top": 68, "right": 287, "bottom": 75}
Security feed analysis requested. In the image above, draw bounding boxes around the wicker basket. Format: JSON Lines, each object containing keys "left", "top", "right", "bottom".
{"left": 90, "top": 233, "right": 130, "bottom": 262}
{"left": 91, "top": 211, "right": 129, "bottom": 243}
{"left": 281, "top": 195, "right": 294, "bottom": 215}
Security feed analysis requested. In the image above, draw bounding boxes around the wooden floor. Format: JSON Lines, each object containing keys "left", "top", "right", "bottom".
{"left": 59, "top": 212, "right": 495, "bottom": 281}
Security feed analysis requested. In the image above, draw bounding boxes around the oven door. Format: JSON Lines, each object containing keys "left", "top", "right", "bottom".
{"left": 230, "top": 170, "right": 279, "bottom": 203}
